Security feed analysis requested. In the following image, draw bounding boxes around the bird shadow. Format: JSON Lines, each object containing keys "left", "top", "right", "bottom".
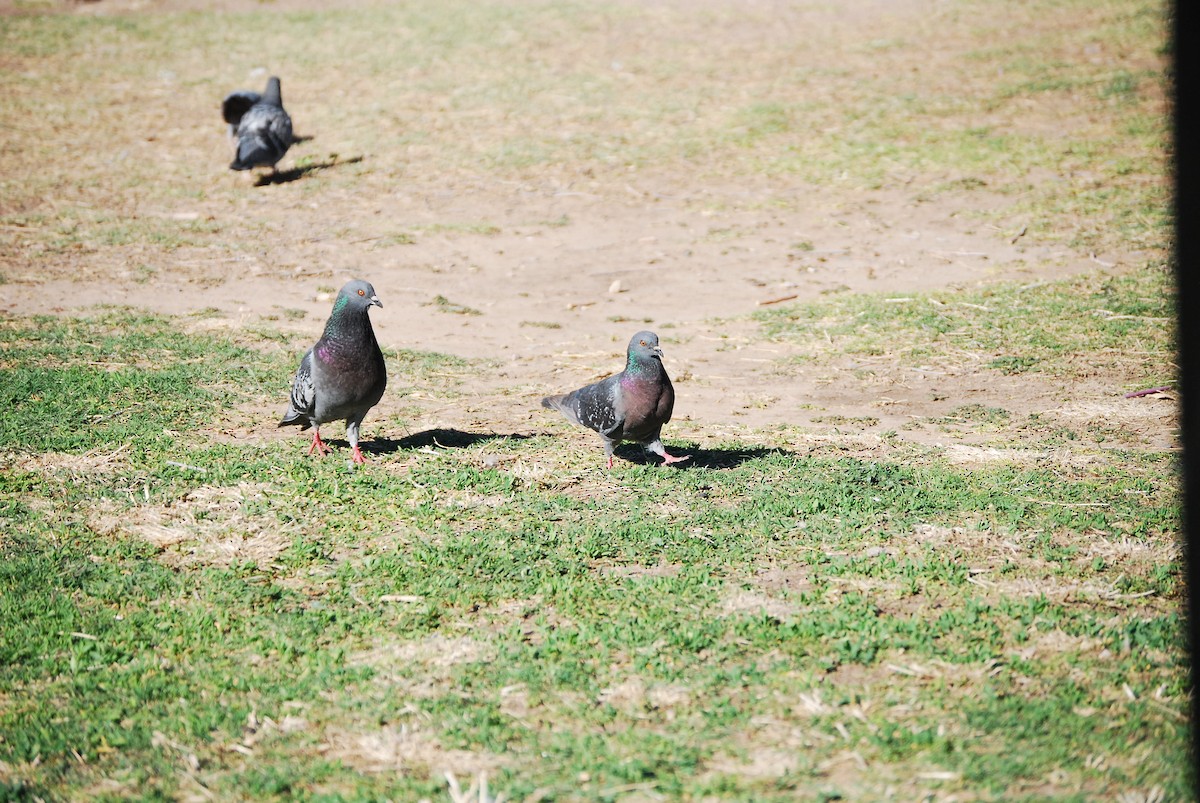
{"left": 255, "top": 154, "right": 363, "bottom": 186}
{"left": 323, "top": 428, "right": 785, "bottom": 469}
{"left": 615, "top": 443, "right": 792, "bottom": 470}
{"left": 356, "top": 428, "right": 535, "bottom": 455}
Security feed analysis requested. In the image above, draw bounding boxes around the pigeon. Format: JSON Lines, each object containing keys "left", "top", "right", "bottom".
{"left": 222, "top": 76, "right": 293, "bottom": 172}
{"left": 542, "top": 331, "right": 689, "bottom": 468}
{"left": 279, "top": 280, "right": 387, "bottom": 464}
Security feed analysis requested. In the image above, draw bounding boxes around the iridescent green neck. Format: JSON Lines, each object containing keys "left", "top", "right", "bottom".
{"left": 626, "top": 353, "right": 657, "bottom": 377}
{"left": 323, "top": 293, "right": 356, "bottom": 339}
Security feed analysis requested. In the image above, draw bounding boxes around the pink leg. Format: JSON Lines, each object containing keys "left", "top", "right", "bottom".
{"left": 351, "top": 444, "right": 368, "bottom": 464}
{"left": 307, "top": 429, "right": 332, "bottom": 456}
{"left": 646, "top": 440, "right": 689, "bottom": 466}
{"left": 660, "top": 451, "right": 690, "bottom": 465}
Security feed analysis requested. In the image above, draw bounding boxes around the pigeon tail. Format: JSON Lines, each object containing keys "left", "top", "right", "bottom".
{"left": 231, "top": 129, "right": 290, "bottom": 170}
{"left": 278, "top": 411, "right": 310, "bottom": 430}
{"left": 262, "top": 76, "right": 283, "bottom": 108}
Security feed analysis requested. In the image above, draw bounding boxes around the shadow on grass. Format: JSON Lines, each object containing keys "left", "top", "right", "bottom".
{"left": 320, "top": 429, "right": 787, "bottom": 469}
{"left": 255, "top": 154, "right": 363, "bottom": 186}
{"left": 350, "top": 428, "right": 536, "bottom": 456}
{"left": 615, "top": 443, "right": 791, "bottom": 470}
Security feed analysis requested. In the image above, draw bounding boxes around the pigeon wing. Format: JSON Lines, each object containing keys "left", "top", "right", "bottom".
{"left": 655, "top": 373, "right": 675, "bottom": 426}
{"left": 279, "top": 348, "right": 316, "bottom": 430}
{"left": 222, "top": 90, "right": 261, "bottom": 127}
{"left": 543, "top": 376, "right": 624, "bottom": 438}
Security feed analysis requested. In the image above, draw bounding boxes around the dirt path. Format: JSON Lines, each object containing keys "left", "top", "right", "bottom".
{"left": 3, "top": 170, "right": 1154, "bottom": 445}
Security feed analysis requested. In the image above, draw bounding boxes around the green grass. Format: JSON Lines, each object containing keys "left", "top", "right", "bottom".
{"left": 0, "top": 311, "right": 1186, "bottom": 800}
{"left": 0, "top": 0, "right": 1182, "bottom": 798}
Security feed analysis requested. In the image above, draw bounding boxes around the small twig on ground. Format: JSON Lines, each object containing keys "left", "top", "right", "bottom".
{"left": 756, "top": 293, "right": 798, "bottom": 306}
{"left": 1123, "top": 386, "right": 1172, "bottom": 399}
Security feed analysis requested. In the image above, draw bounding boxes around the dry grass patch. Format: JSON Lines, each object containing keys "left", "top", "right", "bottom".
{"left": 718, "top": 588, "right": 803, "bottom": 621}
{"left": 1052, "top": 397, "right": 1177, "bottom": 437}
{"left": 352, "top": 634, "right": 495, "bottom": 673}
{"left": 91, "top": 483, "right": 290, "bottom": 568}
{"left": 596, "top": 561, "right": 683, "bottom": 579}
{"left": 941, "top": 443, "right": 1100, "bottom": 467}
{"left": 598, "top": 675, "right": 693, "bottom": 718}
{"left": 5, "top": 444, "right": 131, "bottom": 476}
{"left": 321, "top": 723, "right": 501, "bottom": 777}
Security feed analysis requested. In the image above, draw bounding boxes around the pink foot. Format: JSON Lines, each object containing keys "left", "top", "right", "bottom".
{"left": 307, "top": 430, "right": 332, "bottom": 456}
{"left": 660, "top": 451, "right": 690, "bottom": 466}
{"left": 351, "top": 445, "right": 368, "bottom": 464}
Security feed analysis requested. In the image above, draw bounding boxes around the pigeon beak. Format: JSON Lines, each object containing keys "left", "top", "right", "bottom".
{"left": 370, "top": 295, "right": 382, "bottom": 308}
{"left": 652, "top": 346, "right": 664, "bottom": 358}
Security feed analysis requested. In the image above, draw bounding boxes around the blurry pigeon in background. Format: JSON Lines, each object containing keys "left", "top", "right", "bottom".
{"left": 279, "top": 280, "right": 387, "bottom": 465}
{"left": 542, "top": 331, "right": 689, "bottom": 468}
{"left": 222, "top": 76, "right": 293, "bottom": 172}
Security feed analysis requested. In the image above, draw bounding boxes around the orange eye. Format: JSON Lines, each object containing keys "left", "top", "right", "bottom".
{"left": 640, "top": 340, "right": 647, "bottom": 346}
{"left": 358, "top": 289, "right": 365, "bottom": 296}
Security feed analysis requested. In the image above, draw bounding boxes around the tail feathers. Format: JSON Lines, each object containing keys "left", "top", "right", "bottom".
{"left": 542, "top": 392, "right": 586, "bottom": 430}
{"left": 232, "top": 138, "right": 279, "bottom": 170}
{"left": 278, "top": 408, "right": 311, "bottom": 430}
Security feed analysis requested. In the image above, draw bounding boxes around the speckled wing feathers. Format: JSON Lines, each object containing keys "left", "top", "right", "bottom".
{"left": 542, "top": 377, "right": 623, "bottom": 438}
{"left": 279, "top": 349, "right": 316, "bottom": 431}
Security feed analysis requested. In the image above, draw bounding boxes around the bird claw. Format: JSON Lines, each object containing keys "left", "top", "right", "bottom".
{"left": 351, "top": 445, "right": 368, "bottom": 464}
{"left": 307, "top": 433, "right": 333, "bottom": 456}
{"left": 660, "top": 452, "right": 690, "bottom": 466}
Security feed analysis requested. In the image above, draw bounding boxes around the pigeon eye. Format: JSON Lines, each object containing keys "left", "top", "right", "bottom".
{"left": 640, "top": 340, "right": 647, "bottom": 346}
{"left": 357, "top": 289, "right": 365, "bottom": 296}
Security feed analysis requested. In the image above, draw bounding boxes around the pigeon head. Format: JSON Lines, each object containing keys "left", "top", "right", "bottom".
{"left": 626, "top": 330, "right": 663, "bottom": 364}
{"left": 333, "top": 279, "right": 383, "bottom": 314}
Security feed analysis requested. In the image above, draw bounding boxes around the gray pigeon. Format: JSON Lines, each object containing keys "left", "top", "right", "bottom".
{"left": 222, "top": 76, "right": 293, "bottom": 172}
{"left": 542, "top": 331, "right": 689, "bottom": 468}
{"left": 279, "top": 280, "right": 387, "bottom": 464}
